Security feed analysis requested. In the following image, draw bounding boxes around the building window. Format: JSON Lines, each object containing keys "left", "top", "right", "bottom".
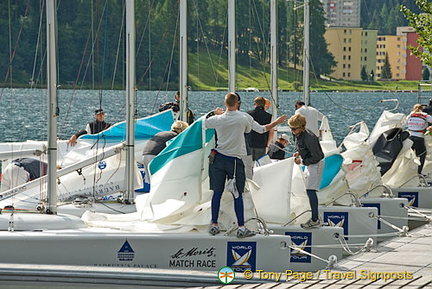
{"left": 343, "top": 72, "right": 346, "bottom": 77}
{"left": 348, "top": 47, "right": 351, "bottom": 52}
{"left": 343, "top": 64, "right": 346, "bottom": 68}
{"left": 348, "top": 72, "right": 351, "bottom": 77}
{"left": 364, "top": 56, "right": 367, "bottom": 61}
{"left": 343, "top": 47, "right": 346, "bottom": 52}
{"left": 343, "top": 55, "right": 346, "bottom": 60}
{"left": 348, "top": 64, "right": 351, "bottom": 68}
{"left": 348, "top": 55, "right": 351, "bottom": 60}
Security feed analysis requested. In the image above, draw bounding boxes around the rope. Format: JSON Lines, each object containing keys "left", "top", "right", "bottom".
{"left": 0, "top": 3, "right": 30, "bottom": 101}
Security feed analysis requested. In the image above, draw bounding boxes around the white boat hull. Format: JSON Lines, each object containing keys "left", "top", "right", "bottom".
{"left": 391, "top": 186, "right": 432, "bottom": 208}
{"left": 360, "top": 197, "right": 409, "bottom": 241}
{"left": 0, "top": 228, "right": 293, "bottom": 272}
{"left": 319, "top": 206, "right": 378, "bottom": 253}
{"left": 268, "top": 225, "right": 343, "bottom": 271}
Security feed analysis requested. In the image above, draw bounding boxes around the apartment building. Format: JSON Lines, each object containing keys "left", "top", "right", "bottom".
{"left": 376, "top": 27, "right": 422, "bottom": 80}
{"left": 324, "top": 27, "right": 377, "bottom": 80}
{"left": 321, "top": 0, "right": 361, "bottom": 27}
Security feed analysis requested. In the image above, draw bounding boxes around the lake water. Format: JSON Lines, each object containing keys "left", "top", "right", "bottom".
{"left": 0, "top": 88, "right": 420, "bottom": 145}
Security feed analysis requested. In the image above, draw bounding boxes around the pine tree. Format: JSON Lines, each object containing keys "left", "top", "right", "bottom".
{"left": 381, "top": 53, "right": 392, "bottom": 80}
{"left": 361, "top": 66, "right": 368, "bottom": 81}
{"left": 423, "top": 68, "right": 430, "bottom": 81}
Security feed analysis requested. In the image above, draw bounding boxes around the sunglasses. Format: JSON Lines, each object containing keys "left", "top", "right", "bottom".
{"left": 290, "top": 127, "right": 299, "bottom": 131}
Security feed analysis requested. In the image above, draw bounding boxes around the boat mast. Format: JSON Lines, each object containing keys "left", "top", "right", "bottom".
{"left": 179, "top": 0, "right": 188, "bottom": 122}
{"left": 270, "top": 0, "right": 278, "bottom": 120}
{"left": 125, "top": 0, "right": 136, "bottom": 202}
{"left": 228, "top": 0, "right": 235, "bottom": 92}
{"left": 46, "top": 0, "right": 58, "bottom": 214}
{"left": 303, "top": 0, "right": 310, "bottom": 106}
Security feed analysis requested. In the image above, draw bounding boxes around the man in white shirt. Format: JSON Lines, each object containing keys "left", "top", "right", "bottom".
{"left": 205, "top": 92, "right": 255, "bottom": 238}
{"left": 295, "top": 100, "right": 324, "bottom": 137}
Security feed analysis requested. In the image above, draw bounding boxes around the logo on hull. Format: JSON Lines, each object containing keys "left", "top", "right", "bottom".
{"left": 398, "top": 192, "right": 418, "bottom": 207}
{"left": 227, "top": 242, "right": 256, "bottom": 272}
{"left": 118, "top": 240, "right": 135, "bottom": 261}
{"left": 324, "top": 211, "right": 349, "bottom": 240}
{"left": 286, "top": 232, "right": 312, "bottom": 263}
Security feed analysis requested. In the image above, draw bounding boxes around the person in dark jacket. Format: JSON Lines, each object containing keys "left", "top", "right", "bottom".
{"left": 1, "top": 158, "right": 47, "bottom": 191}
{"left": 68, "top": 108, "right": 111, "bottom": 146}
{"left": 159, "top": 91, "right": 195, "bottom": 125}
{"left": 247, "top": 96, "right": 274, "bottom": 161}
{"left": 141, "top": 121, "right": 189, "bottom": 185}
{"left": 268, "top": 134, "right": 290, "bottom": 160}
{"left": 289, "top": 114, "right": 324, "bottom": 229}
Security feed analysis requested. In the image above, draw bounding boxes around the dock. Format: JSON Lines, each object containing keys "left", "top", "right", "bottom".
{"left": 190, "top": 223, "right": 432, "bottom": 289}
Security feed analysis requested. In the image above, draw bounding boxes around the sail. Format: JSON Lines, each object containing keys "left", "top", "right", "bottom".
{"left": 137, "top": 117, "right": 215, "bottom": 223}
{"left": 80, "top": 110, "right": 174, "bottom": 143}
{"left": 0, "top": 111, "right": 175, "bottom": 211}
{"left": 368, "top": 110, "right": 418, "bottom": 187}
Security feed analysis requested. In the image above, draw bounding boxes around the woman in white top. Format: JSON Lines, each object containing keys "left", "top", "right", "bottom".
{"left": 406, "top": 103, "right": 432, "bottom": 174}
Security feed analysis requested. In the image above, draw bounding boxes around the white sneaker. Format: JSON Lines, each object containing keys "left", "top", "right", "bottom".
{"left": 301, "top": 218, "right": 321, "bottom": 229}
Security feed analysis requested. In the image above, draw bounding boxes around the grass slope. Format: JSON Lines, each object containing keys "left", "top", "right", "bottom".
{"left": 188, "top": 49, "right": 423, "bottom": 92}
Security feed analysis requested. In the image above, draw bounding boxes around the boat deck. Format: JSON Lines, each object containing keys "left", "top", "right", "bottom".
{"left": 0, "top": 224, "right": 431, "bottom": 288}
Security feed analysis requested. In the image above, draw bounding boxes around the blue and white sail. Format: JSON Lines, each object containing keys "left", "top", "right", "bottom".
{"left": 137, "top": 116, "right": 215, "bottom": 223}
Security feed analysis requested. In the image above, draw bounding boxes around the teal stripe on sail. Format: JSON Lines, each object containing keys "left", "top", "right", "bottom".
{"left": 149, "top": 117, "right": 214, "bottom": 175}
{"left": 80, "top": 110, "right": 174, "bottom": 141}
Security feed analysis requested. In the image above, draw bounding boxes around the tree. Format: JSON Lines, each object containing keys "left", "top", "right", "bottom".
{"left": 401, "top": 1, "right": 432, "bottom": 66}
{"left": 423, "top": 68, "right": 431, "bottom": 81}
{"left": 361, "top": 66, "right": 368, "bottom": 81}
{"left": 308, "top": 0, "right": 336, "bottom": 77}
{"left": 381, "top": 53, "right": 392, "bottom": 80}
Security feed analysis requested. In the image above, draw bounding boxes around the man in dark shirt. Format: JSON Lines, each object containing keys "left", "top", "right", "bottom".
{"left": 247, "top": 96, "right": 273, "bottom": 161}
{"left": 159, "top": 91, "right": 195, "bottom": 125}
{"left": 1, "top": 158, "right": 47, "bottom": 191}
{"left": 68, "top": 108, "right": 111, "bottom": 146}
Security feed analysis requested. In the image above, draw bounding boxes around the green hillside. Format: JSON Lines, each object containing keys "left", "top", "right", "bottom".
{"left": 188, "top": 49, "right": 421, "bottom": 92}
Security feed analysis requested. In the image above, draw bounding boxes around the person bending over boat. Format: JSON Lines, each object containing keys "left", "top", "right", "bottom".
{"left": 68, "top": 108, "right": 111, "bottom": 146}
{"left": 268, "top": 134, "right": 290, "bottom": 160}
{"left": 1, "top": 158, "right": 47, "bottom": 192}
{"left": 289, "top": 114, "right": 324, "bottom": 229}
{"left": 406, "top": 103, "right": 432, "bottom": 174}
{"left": 141, "top": 121, "right": 189, "bottom": 186}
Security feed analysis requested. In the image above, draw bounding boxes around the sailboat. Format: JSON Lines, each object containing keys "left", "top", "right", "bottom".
{"left": 237, "top": 1, "right": 413, "bottom": 256}
{"left": 0, "top": 0, "right": 311, "bottom": 274}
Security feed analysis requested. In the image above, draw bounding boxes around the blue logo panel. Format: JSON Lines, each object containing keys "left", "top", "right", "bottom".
{"left": 118, "top": 240, "right": 135, "bottom": 261}
{"left": 98, "top": 160, "right": 107, "bottom": 170}
{"left": 286, "top": 232, "right": 312, "bottom": 263}
{"left": 363, "top": 203, "right": 381, "bottom": 229}
{"left": 398, "top": 192, "right": 418, "bottom": 207}
{"left": 227, "top": 242, "right": 256, "bottom": 272}
{"left": 324, "top": 211, "right": 349, "bottom": 240}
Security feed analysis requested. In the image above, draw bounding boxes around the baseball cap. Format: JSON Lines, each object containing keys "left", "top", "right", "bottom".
{"left": 95, "top": 108, "right": 104, "bottom": 115}
{"left": 280, "top": 133, "right": 290, "bottom": 142}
